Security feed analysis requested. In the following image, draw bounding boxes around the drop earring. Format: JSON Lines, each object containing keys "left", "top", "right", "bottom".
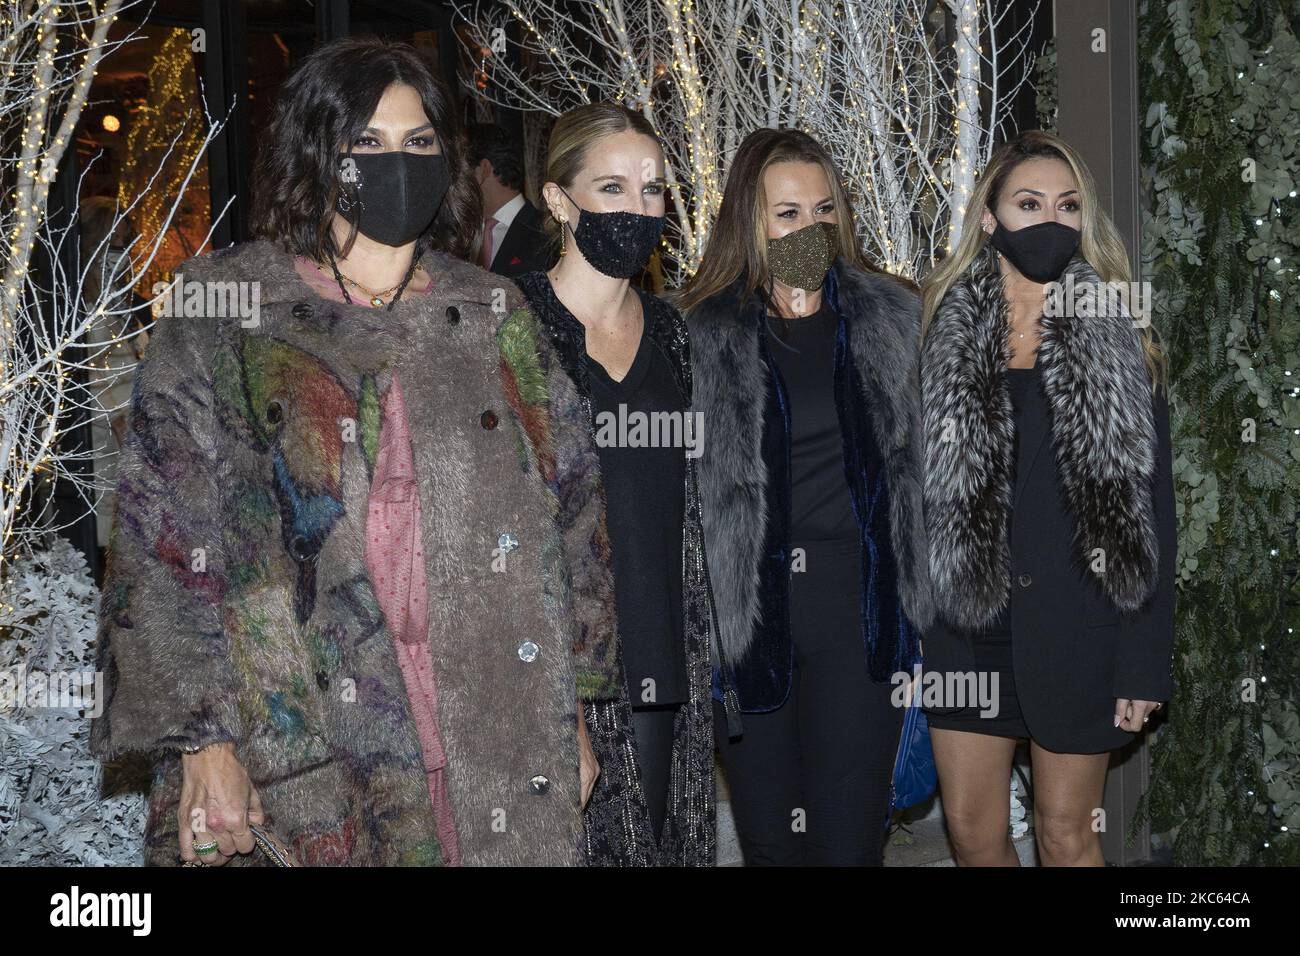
{"left": 559, "top": 216, "right": 568, "bottom": 257}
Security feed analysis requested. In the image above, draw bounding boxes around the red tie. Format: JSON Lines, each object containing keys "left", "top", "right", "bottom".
{"left": 480, "top": 217, "right": 498, "bottom": 268}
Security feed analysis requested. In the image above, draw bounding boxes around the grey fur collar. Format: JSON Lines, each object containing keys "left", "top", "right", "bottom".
{"left": 921, "top": 250, "right": 1159, "bottom": 631}
{"left": 687, "top": 258, "right": 934, "bottom": 668}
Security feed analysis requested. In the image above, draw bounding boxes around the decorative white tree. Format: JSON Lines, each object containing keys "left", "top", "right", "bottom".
{"left": 2, "top": 0, "right": 236, "bottom": 866}
{"left": 0, "top": 0, "right": 229, "bottom": 563}
{"left": 454, "top": 0, "right": 1041, "bottom": 284}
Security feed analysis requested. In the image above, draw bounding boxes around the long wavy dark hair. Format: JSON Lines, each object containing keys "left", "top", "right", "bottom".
{"left": 251, "top": 36, "right": 480, "bottom": 262}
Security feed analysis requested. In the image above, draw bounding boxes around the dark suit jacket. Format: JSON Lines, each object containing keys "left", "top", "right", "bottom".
{"left": 489, "top": 200, "right": 555, "bottom": 278}
{"left": 923, "top": 383, "right": 1176, "bottom": 754}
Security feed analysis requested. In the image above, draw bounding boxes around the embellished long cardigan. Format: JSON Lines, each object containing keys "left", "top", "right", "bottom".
{"left": 90, "top": 239, "right": 619, "bottom": 866}
{"left": 513, "top": 270, "right": 718, "bottom": 867}
{"left": 686, "top": 259, "right": 935, "bottom": 711}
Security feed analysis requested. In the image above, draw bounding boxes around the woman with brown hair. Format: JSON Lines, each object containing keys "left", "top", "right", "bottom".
{"left": 680, "top": 128, "right": 934, "bottom": 865}
{"left": 512, "top": 102, "right": 724, "bottom": 865}
{"left": 91, "top": 37, "right": 617, "bottom": 866}
{"left": 919, "top": 130, "right": 1175, "bottom": 866}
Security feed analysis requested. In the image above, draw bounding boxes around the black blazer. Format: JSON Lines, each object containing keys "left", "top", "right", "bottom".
{"left": 489, "top": 200, "right": 555, "bottom": 278}
{"left": 923, "top": 381, "right": 1176, "bottom": 754}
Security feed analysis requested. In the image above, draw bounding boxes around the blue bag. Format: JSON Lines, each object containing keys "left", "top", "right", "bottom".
{"left": 888, "top": 700, "right": 937, "bottom": 818}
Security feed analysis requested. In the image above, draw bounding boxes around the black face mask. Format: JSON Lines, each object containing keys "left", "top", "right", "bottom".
{"left": 558, "top": 184, "right": 665, "bottom": 278}
{"left": 336, "top": 151, "right": 449, "bottom": 247}
{"left": 988, "top": 218, "right": 1081, "bottom": 283}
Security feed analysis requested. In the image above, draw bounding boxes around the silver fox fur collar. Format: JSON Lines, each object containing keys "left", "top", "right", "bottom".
{"left": 921, "top": 249, "right": 1159, "bottom": 631}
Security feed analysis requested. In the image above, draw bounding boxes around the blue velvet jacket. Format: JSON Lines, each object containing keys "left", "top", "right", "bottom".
{"left": 687, "top": 260, "right": 933, "bottom": 713}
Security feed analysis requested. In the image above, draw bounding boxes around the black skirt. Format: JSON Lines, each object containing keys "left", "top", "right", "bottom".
{"left": 922, "top": 605, "right": 1030, "bottom": 738}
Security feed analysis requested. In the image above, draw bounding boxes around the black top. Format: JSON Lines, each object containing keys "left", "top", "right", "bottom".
{"left": 1006, "top": 362, "right": 1048, "bottom": 537}
{"left": 586, "top": 313, "right": 690, "bottom": 706}
{"left": 764, "top": 301, "right": 859, "bottom": 543}
{"left": 512, "top": 269, "right": 720, "bottom": 863}
{"left": 979, "top": 363, "right": 1042, "bottom": 632}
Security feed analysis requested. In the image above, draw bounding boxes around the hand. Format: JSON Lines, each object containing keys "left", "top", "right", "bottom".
{"left": 178, "top": 742, "right": 265, "bottom": 866}
{"left": 577, "top": 701, "right": 600, "bottom": 810}
{"left": 1114, "top": 698, "right": 1162, "bottom": 733}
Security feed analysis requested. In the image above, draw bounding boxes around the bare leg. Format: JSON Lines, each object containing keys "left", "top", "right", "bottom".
{"left": 1028, "top": 742, "right": 1109, "bottom": 866}
{"left": 930, "top": 728, "right": 1021, "bottom": 866}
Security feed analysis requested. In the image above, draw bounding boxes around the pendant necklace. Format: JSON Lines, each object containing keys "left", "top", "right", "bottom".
{"left": 323, "top": 248, "right": 419, "bottom": 311}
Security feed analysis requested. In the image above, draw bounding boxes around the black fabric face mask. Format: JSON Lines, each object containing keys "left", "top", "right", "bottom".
{"left": 558, "top": 184, "right": 665, "bottom": 278}
{"left": 988, "top": 217, "right": 1081, "bottom": 283}
{"left": 336, "top": 151, "right": 449, "bottom": 247}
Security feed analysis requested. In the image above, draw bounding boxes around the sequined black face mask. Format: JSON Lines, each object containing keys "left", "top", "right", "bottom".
{"left": 558, "top": 184, "right": 665, "bottom": 278}
{"left": 767, "top": 220, "right": 838, "bottom": 291}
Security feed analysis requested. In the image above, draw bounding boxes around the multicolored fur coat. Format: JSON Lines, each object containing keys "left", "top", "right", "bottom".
{"left": 513, "top": 270, "right": 717, "bottom": 867}
{"left": 91, "top": 239, "right": 619, "bottom": 865}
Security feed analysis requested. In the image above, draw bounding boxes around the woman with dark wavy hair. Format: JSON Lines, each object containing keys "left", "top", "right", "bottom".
{"left": 91, "top": 36, "right": 618, "bottom": 866}
{"left": 251, "top": 37, "right": 481, "bottom": 266}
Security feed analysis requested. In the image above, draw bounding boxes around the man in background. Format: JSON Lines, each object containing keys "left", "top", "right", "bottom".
{"left": 467, "top": 124, "right": 554, "bottom": 277}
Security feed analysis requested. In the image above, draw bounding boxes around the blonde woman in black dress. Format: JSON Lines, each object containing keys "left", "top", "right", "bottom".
{"left": 920, "top": 130, "right": 1175, "bottom": 866}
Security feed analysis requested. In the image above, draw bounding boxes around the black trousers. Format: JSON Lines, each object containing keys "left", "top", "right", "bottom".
{"left": 631, "top": 704, "right": 680, "bottom": 841}
{"left": 717, "top": 541, "right": 905, "bottom": 866}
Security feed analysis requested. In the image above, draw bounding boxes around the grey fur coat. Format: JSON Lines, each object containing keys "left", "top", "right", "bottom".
{"left": 922, "top": 251, "right": 1161, "bottom": 631}
{"left": 686, "top": 259, "right": 934, "bottom": 702}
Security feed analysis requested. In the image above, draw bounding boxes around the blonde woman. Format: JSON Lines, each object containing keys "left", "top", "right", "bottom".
{"left": 512, "top": 102, "right": 722, "bottom": 865}
{"left": 919, "top": 130, "right": 1175, "bottom": 866}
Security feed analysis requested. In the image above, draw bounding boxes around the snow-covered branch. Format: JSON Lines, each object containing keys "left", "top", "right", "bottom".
{"left": 454, "top": 0, "right": 1043, "bottom": 283}
{"left": 1, "top": 1, "right": 231, "bottom": 559}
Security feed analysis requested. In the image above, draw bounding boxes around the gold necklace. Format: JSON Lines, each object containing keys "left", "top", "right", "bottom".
{"left": 317, "top": 261, "right": 422, "bottom": 307}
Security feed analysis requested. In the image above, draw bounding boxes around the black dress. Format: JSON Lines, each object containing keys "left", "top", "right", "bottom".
{"left": 924, "top": 364, "right": 1040, "bottom": 737}
{"left": 583, "top": 321, "right": 690, "bottom": 841}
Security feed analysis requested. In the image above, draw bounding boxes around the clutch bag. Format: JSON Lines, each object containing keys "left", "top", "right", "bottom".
{"left": 180, "top": 824, "right": 300, "bottom": 867}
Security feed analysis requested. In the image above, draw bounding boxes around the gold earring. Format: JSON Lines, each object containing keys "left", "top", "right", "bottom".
{"left": 559, "top": 217, "right": 568, "bottom": 256}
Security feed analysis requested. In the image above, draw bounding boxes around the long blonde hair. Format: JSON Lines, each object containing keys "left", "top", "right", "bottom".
{"left": 542, "top": 102, "right": 660, "bottom": 256}
{"left": 921, "top": 130, "right": 1164, "bottom": 387}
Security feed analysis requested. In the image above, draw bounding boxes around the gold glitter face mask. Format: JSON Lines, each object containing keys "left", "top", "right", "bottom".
{"left": 766, "top": 220, "right": 839, "bottom": 291}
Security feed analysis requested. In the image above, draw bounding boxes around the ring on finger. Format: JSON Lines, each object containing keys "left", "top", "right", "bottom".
{"left": 194, "top": 839, "right": 220, "bottom": 855}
